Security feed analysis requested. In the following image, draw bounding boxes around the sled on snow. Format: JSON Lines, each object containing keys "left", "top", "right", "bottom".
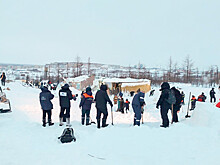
{"left": 0, "top": 87, "right": 12, "bottom": 113}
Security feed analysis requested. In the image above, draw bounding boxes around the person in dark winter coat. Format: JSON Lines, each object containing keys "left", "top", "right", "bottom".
{"left": 197, "top": 92, "right": 206, "bottom": 102}
{"left": 210, "top": 88, "right": 216, "bottom": 103}
{"left": 79, "top": 87, "right": 93, "bottom": 126}
{"left": 124, "top": 99, "right": 130, "bottom": 113}
{"left": 59, "top": 84, "right": 76, "bottom": 126}
{"left": 118, "top": 93, "right": 124, "bottom": 113}
{"left": 132, "top": 89, "right": 145, "bottom": 126}
{"left": 181, "top": 91, "right": 185, "bottom": 105}
{"left": 190, "top": 95, "right": 197, "bottom": 110}
{"left": 156, "top": 82, "right": 171, "bottom": 128}
{"left": 94, "top": 84, "right": 113, "bottom": 128}
{"left": 171, "top": 87, "right": 182, "bottom": 123}
{"left": 1, "top": 72, "right": 6, "bottom": 86}
{"left": 39, "top": 86, "right": 54, "bottom": 127}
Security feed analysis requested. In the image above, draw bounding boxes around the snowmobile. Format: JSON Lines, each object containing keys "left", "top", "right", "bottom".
{"left": 0, "top": 87, "right": 11, "bottom": 113}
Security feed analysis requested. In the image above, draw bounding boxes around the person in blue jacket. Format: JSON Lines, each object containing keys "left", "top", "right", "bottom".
{"left": 132, "top": 89, "right": 145, "bottom": 126}
{"left": 79, "top": 87, "right": 94, "bottom": 126}
{"left": 39, "top": 86, "right": 54, "bottom": 127}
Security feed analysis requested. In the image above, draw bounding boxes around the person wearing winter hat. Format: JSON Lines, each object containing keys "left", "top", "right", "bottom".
{"left": 156, "top": 82, "right": 171, "bottom": 128}
{"left": 39, "top": 86, "right": 54, "bottom": 127}
{"left": 210, "top": 88, "right": 216, "bottom": 103}
{"left": 132, "top": 88, "right": 145, "bottom": 126}
{"left": 94, "top": 84, "right": 113, "bottom": 128}
{"left": 79, "top": 87, "right": 94, "bottom": 126}
{"left": 59, "top": 84, "right": 76, "bottom": 127}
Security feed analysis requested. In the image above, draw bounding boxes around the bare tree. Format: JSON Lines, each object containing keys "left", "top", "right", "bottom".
{"left": 76, "top": 56, "right": 83, "bottom": 77}
{"left": 183, "top": 55, "right": 194, "bottom": 83}
{"left": 167, "top": 56, "right": 172, "bottom": 81}
{"left": 88, "top": 57, "right": 91, "bottom": 76}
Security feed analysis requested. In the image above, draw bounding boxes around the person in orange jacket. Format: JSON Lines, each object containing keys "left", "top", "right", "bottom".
{"left": 124, "top": 99, "right": 130, "bottom": 113}
{"left": 190, "top": 95, "right": 197, "bottom": 110}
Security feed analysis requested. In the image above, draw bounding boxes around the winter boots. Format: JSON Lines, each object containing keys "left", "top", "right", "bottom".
{"left": 81, "top": 117, "right": 85, "bottom": 125}
{"left": 102, "top": 119, "right": 108, "bottom": 128}
{"left": 42, "top": 119, "right": 54, "bottom": 127}
{"left": 59, "top": 118, "right": 64, "bottom": 126}
{"left": 66, "top": 118, "right": 71, "bottom": 127}
{"left": 97, "top": 119, "right": 101, "bottom": 129}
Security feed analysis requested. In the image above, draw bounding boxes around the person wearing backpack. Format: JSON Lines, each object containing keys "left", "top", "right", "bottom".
{"left": 59, "top": 84, "right": 76, "bottom": 127}
{"left": 79, "top": 87, "right": 94, "bottom": 126}
{"left": 132, "top": 89, "right": 145, "bottom": 126}
{"left": 39, "top": 86, "right": 54, "bottom": 127}
{"left": 94, "top": 84, "right": 113, "bottom": 128}
{"left": 156, "top": 82, "right": 172, "bottom": 128}
{"left": 171, "top": 87, "right": 182, "bottom": 123}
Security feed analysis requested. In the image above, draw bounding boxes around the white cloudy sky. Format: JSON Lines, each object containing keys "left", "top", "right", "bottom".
{"left": 0, "top": 0, "right": 220, "bottom": 69}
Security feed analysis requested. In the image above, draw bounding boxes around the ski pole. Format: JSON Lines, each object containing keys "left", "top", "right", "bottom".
{"left": 185, "top": 92, "right": 191, "bottom": 118}
{"left": 111, "top": 107, "right": 114, "bottom": 125}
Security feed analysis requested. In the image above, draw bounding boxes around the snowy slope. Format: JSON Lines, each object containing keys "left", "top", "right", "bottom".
{"left": 0, "top": 82, "right": 220, "bottom": 165}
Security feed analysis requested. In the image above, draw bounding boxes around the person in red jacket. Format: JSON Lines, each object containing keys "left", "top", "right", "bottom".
{"left": 197, "top": 92, "right": 206, "bottom": 102}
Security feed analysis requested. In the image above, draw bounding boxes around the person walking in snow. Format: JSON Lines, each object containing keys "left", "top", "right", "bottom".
{"left": 156, "top": 82, "right": 171, "bottom": 128}
{"left": 190, "top": 95, "right": 197, "bottom": 110}
{"left": 210, "top": 88, "right": 216, "bottom": 103}
{"left": 79, "top": 87, "right": 94, "bottom": 126}
{"left": 1, "top": 72, "right": 6, "bottom": 86}
{"left": 59, "top": 84, "right": 76, "bottom": 127}
{"left": 132, "top": 89, "right": 145, "bottom": 126}
{"left": 39, "top": 86, "right": 54, "bottom": 127}
{"left": 171, "top": 87, "right": 182, "bottom": 123}
{"left": 94, "top": 84, "right": 113, "bottom": 129}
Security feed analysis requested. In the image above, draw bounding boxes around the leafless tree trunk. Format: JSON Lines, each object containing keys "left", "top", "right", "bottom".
{"left": 183, "top": 55, "right": 194, "bottom": 83}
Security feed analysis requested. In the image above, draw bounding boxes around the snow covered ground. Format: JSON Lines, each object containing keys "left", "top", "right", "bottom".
{"left": 0, "top": 81, "right": 220, "bottom": 165}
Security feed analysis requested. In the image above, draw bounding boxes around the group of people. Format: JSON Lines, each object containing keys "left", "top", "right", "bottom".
{"left": 39, "top": 80, "right": 219, "bottom": 129}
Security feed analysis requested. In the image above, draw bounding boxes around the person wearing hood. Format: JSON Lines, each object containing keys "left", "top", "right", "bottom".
{"left": 156, "top": 82, "right": 171, "bottom": 128}
{"left": 171, "top": 87, "right": 182, "bottom": 123}
{"left": 132, "top": 89, "right": 145, "bottom": 126}
{"left": 94, "top": 84, "right": 113, "bottom": 128}
{"left": 59, "top": 84, "right": 76, "bottom": 126}
{"left": 39, "top": 86, "right": 54, "bottom": 127}
{"left": 210, "top": 88, "right": 216, "bottom": 103}
{"left": 79, "top": 87, "right": 94, "bottom": 126}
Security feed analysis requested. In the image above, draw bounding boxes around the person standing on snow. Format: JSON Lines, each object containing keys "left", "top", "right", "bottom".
{"left": 132, "top": 89, "right": 145, "bottom": 126}
{"left": 79, "top": 87, "right": 94, "bottom": 126}
{"left": 156, "top": 82, "right": 171, "bottom": 128}
{"left": 94, "top": 84, "right": 113, "bottom": 129}
{"left": 59, "top": 84, "right": 76, "bottom": 127}
{"left": 210, "top": 88, "right": 216, "bottom": 103}
{"left": 1, "top": 72, "right": 6, "bottom": 86}
{"left": 190, "top": 95, "right": 197, "bottom": 110}
{"left": 39, "top": 86, "right": 54, "bottom": 127}
{"left": 171, "top": 87, "right": 182, "bottom": 123}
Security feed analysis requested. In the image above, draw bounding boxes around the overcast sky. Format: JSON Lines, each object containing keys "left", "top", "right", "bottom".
{"left": 0, "top": 0, "right": 220, "bottom": 69}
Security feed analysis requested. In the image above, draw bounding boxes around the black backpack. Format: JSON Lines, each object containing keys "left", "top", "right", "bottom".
{"left": 166, "top": 89, "right": 176, "bottom": 105}
{"left": 58, "top": 128, "right": 76, "bottom": 143}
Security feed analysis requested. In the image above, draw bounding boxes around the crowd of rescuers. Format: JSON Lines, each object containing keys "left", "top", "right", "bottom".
{"left": 39, "top": 82, "right": 218, "bottom": 128}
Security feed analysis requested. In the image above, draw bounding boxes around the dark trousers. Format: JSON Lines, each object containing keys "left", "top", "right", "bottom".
{"left": 96, "top": 109, "right": 108, "bottom": 121}
{"left": 191, "top": 101, "right": 196, "bottom": 110}
{"left": 1, "top": 80, "right": 5, "bottom": 86}
{"left": 82, "top": 109, "right": 91, "bottom": 125}
{"left": 210, "top": 96, "right": 216, "bottom": 103}
{"left": 60, "top": 107, "right": 70, "bottom": 118}
{"left": 42, "top": 110, "right": 52, "bottom": 123}
{"left": 160, "top": 108, "right": 169, "bottom": 127}
{"left": 132, "top": 104, "right": 141, "bottom": 126}
{"left": 172, "top": 105, "right": 180, "bottom": 122}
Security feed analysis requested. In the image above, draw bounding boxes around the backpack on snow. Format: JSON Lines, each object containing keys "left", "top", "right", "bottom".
{"left": 58, "top": 128, "right": 76, "bottom": 143}
{"left": 165, "top": 89, "right": 176, "bottom": 105}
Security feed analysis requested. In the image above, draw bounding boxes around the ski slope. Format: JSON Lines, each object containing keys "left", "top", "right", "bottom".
{"left": 0, "top": 81, "right": 220, "bottom": 165}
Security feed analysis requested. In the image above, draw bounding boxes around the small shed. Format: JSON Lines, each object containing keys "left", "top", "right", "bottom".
{"left": 101, "top": 78, "right": 151, "bottom": 95}
{"left": 66, "top": 75, "right": 95, "bottom": 90}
